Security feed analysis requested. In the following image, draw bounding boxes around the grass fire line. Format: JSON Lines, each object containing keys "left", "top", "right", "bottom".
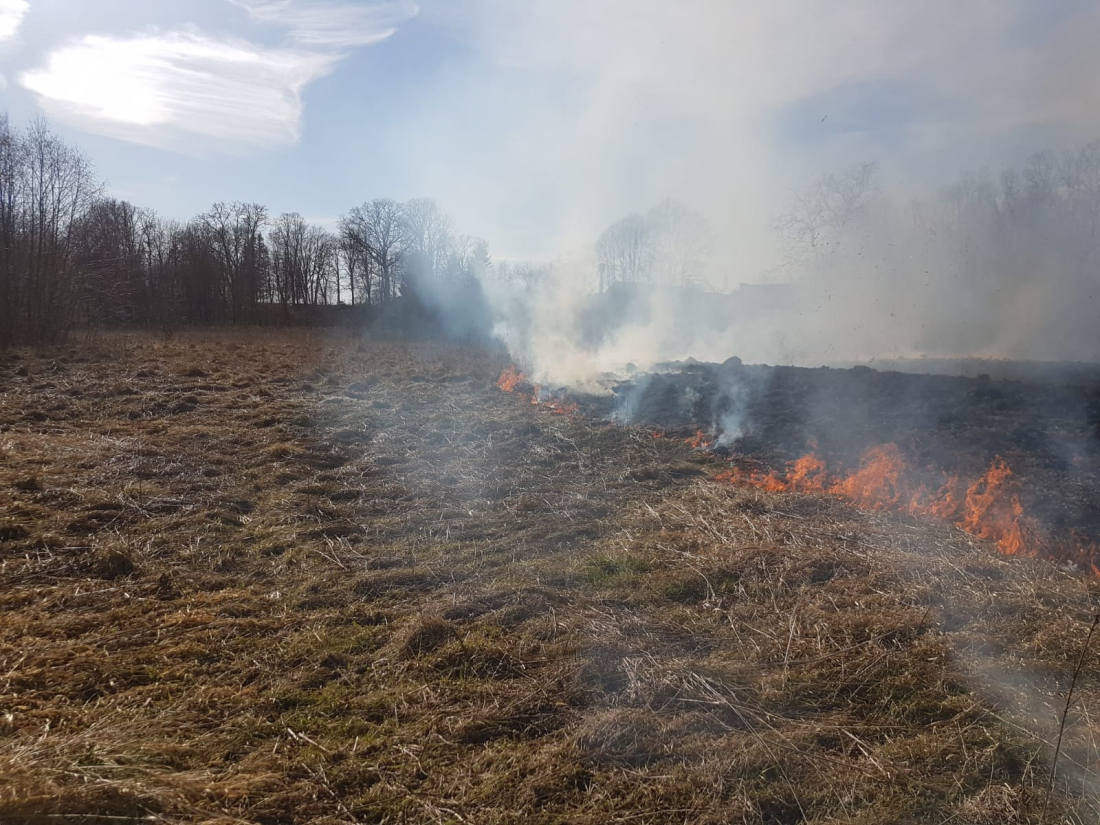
{"left": 499, "top": 365, "right": 1096, "bottom": 575}
{"left": 711, "top": 443, "right": 1099, "bottom": 572}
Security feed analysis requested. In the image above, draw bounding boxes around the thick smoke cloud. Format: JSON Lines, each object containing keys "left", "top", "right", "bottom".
{"left": 411, "top": 1, "right": 1100, "bottom": 385}
{"left": 483, "top": 143, "right": 1100, "bottom": 391}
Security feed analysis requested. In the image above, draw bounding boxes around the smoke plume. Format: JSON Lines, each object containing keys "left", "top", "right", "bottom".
{"left": 406, "top": 2, "right": 1100, "bottom": 385}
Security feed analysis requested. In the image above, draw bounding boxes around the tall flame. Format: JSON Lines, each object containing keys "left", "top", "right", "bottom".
{"left": 497, "top": 365, "right": 525, "bottom": 393}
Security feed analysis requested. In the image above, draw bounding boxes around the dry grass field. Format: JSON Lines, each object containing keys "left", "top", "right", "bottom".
{"left": 3, "top": 329, "right": 1100, "bottom": 823}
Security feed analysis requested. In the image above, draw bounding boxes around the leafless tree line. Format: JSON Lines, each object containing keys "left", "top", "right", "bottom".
{"left": 0, "top": 114, "right": 491, "bottom": 345}
{"left": 1, "top": 116, "right": 99, "bottom": 345}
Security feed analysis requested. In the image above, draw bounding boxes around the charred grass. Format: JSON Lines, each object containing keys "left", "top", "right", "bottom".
{"left": 2, "top": 329, "right": 1100, "bottom": 823}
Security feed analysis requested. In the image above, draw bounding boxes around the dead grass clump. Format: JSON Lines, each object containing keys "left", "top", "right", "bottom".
{"left": 89, "top": 546, "right": 138, "bottom": 579}
{"left": 0, "top": 779, "right": 164, "bottom": 824}
{"left": 581, "top": 552, "right": 654, "bottom": 587}
{"left": 574, "top": 708, "right": 677, "bottom": 768}
{"left": 430, "top": 627, "right": 530, "bottom": 680}
{"left": 453, "top": 707, "right": 567, "bottom": 746}
{"left": 627, "top": 462, "right": 707, "bottom": 481}
{"left": 952, "top": 784, "right": 1027, "bottom": 824}
{"left": 389, "top": 615, "right": 456, "bottom": 658}
{"left": 0, "top": 519, "right": 30, "bottom": 541}
{"left": 263, "top": 442, "right": 306, "bottom": 459}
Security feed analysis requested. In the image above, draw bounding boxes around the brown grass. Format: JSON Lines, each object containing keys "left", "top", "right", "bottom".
{"left": 2, "top": 328, "right": 1100, "bottom": 823}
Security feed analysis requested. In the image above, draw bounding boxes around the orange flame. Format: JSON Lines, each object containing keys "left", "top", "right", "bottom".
{"left": 827, "top": 444, "right": 907, "bottom": 510}
{"left": 715, "top": 444, "right": 1094, "bottom": 570}
{"left": 497, "top": 365, "right": 525, "bottom": 393}
{"left": 547, "top": 400, "right": 580, "bottom": 415}
{"left": 787, "top": 453, "right": 828, "bottom": 492}
{"left": 955, "top": 461, "right": 1033, "bottom": 557}
{"left": 496, "top": 366, "right": 578, "bottom": 417}
{"left": 686, "top": 430, "right": 714, "bottom": 450}
{"left": 713, "top": 465, "right": 788, "bottom": 492}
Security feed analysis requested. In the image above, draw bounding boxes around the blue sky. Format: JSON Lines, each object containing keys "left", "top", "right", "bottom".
{"left": 2, "top": 0, "right": 1099, "bottom": 270}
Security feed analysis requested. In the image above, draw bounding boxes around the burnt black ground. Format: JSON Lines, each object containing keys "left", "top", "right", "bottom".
{"left": 569, "top": 359, "right": 1100, "bottom": 542}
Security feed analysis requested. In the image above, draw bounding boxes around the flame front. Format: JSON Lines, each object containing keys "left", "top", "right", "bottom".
{"left": 494, "top": 364, "right": 1090, "bottom": 571}
{"left": 715, "top": 444, "right": 1092, "bottom": 569}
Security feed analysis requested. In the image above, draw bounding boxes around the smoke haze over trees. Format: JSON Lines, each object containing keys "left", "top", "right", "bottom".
{"left": 771, "top": 147, "right": 1100, "bottom": 365}
{"left": 490, "top": 148, "right": 1100, "bottom": 386}
{"left": 595, "top": 198, "right": 713, "bottom": 291}
{"left": 3, "top": 110, "right": 1100, "bottom": 375}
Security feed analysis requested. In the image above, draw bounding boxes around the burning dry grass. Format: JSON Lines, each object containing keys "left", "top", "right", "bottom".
{"left": 1, "top": 331, "right": 1100, "bottom": 823}
{"left": 714, "top": 442, "right": 1097, "bottom": 569}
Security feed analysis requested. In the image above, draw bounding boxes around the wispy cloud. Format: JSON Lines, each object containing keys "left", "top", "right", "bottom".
{"left": 231, "top": 0, "right": 418, "bottom": 48}
{"left": 0, "top": 0, "right": 29, "bottom": 42}
{"left": 21, "top": 31, "right": 335, "bottom": 150}
{"left": 18, "top": 0, "right": 417, "bottom": 152}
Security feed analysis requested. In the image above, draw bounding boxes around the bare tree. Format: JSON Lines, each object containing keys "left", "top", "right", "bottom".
{"left": 4, "top": 118, "right": 100, "bottom": 343}
{"left": 596, "top": 212, "right": 652, "bottom": 290}
{"left": 337, "top": 233, "right": 362, "bottom": 305}
{"left": 73, "top": 198, "right": 144, "bottom": 325}
{"left": 647, "top": 197, "right": 712, "bottom": 287}
{"left": 776, "top": 161, "right": 878, "bottom": 261}
{"left": 138, "top": 211, "right": 183, "bottom": 332}
{"left": 341, "top": 199, "right": 405, "bottom": 302}
{"left": 401, "top": 197, "right": 453, "bottom": 283}
{"left": 2, "top": 110, "right": 509, "bottom": 340}
{"left": 0, "top": 114, "right": 23, "bottom": 345}
{"left": 201, "top": 201, "right": 268, "bottom": 322}
{"left": 268, "top": 214, "right": 339, "bottom": 313}
{"left": 303, "top": 225, "right": 336, "bottom": 306}
{"left": 269, "top": 212, "right": 308, "bottom": 315}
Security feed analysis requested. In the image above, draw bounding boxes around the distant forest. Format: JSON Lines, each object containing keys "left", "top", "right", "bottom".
{"left": 0, "top": 114, "right": 492, "bottom": 346}
{"left": 7, "top": 109, "right": 1100, "bottom": 361}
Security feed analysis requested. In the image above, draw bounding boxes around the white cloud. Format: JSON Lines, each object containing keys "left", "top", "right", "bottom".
{"left": 21, "top": 31, "right": 337, "bottom": 150}
{"left": 230, "top": 0, "right": 418, "bottom": 48}
{"left": 18, "top": 0, "right": 417, "bottom": 152}
{"left": 0, "top": 0, "right": 29, "bottom": 42}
